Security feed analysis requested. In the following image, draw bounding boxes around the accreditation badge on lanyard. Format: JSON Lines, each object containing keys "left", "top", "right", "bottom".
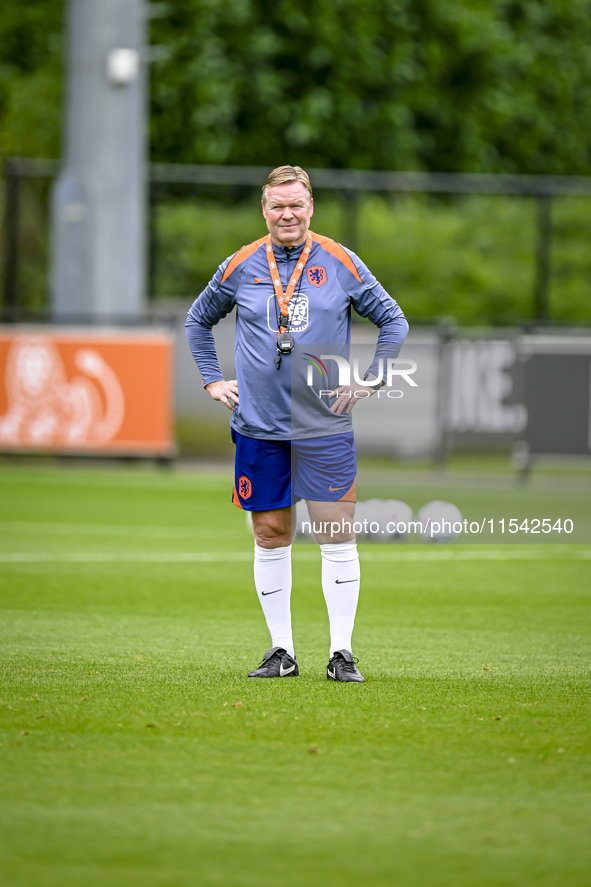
{"left": 266, "top": 232, "right": 313, "bottom": 334}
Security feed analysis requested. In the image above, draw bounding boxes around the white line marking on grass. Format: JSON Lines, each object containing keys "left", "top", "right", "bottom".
{"left": 0, "top": 521, "right": 203, "bottom": 538}
{"left": 0, "top": 548, "right": 588, "bottom": 564}
{"left": 0, "top": 552, "right": 254, "bottom": 563}
{"left": 360, "top": 548, "right": 591, "bottom": 561}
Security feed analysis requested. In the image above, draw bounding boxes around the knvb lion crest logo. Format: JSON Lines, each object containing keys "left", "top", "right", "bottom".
{"left": 239, "top": 475, "right": 252, "bottom": 499}
{"left": 307, "top": 266, "right": 326, "bottom": 287}
{"left": 267, "top": 294, "right": 309, "bottom": 333}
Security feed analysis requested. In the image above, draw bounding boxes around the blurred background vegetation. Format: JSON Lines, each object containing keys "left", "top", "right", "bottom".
{"left": 152, "top": 193, "right": 591, "bottom": 325}
{"left": 1, "top": 0, "right": 591, "bottom": 324}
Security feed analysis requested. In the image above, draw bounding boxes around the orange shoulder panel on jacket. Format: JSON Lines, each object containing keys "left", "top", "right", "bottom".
{"left": 221, "top": 236, "right": 267, "bottom": 283}
{"left": 310, "top": 232, "right": 362, "bottom": 282}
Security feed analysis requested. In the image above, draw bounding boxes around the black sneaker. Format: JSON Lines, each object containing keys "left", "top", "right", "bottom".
{"left": 248, "top": 647, "right": 299, "bottom": 678}
{"left": 327, "top": 649, "right": 365, "bottom": 683}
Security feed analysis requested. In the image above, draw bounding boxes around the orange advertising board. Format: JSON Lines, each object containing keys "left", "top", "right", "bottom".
{"left": 0, "top": 327, "right": 175, "bottom": 456}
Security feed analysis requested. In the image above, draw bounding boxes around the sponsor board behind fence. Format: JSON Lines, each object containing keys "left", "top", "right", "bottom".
{"left": 0, "top": 327, "right": 175, "bottom": 456}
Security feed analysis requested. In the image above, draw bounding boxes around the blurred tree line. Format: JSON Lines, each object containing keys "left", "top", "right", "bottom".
{"left": 2, "top": 0, "right": 591, "bottom": 174}
{"left": 2, "top": 1, "right": 591, "bottom": 324}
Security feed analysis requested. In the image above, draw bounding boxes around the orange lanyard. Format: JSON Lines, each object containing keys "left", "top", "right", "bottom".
{"left": 265, "top": 233, "right": 312, "bottom": 332}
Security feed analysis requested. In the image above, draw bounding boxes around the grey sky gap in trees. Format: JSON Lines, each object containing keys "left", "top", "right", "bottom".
{"left": 50, "top": 0, "right": 147, "bottom": 319}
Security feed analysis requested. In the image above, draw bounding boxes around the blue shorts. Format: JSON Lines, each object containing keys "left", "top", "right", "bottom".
{"left": 231, "top": 429, "right": 357, "bottom": 511}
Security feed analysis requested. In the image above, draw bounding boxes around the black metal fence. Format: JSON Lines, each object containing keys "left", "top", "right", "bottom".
{"left": 4, "top": 157, "right": 591, "bottom": 321}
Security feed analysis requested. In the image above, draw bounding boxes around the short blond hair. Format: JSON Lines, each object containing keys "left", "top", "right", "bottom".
{"left": 262, "top": 165, "right": 313, "bottom": 203}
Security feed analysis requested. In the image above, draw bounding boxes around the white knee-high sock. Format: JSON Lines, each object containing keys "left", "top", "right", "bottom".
{"left": 253, "top": 543, "right": 294, "bottom": 658}
{"left": 320, "top": 542, "right": 360, "bottom": 656}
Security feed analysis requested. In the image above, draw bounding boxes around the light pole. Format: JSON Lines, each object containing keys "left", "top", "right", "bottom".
{"left": 50, "top": 0, "right": 147, "bottom": 321}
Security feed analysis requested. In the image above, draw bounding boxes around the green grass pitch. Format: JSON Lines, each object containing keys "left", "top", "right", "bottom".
{"left": 0, "top": 463, "right": 590, "bottom": 887}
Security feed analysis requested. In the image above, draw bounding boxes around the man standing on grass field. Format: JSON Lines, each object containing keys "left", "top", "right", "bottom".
{"left": 186, "top": 165, "right": 408, "bottom": 682}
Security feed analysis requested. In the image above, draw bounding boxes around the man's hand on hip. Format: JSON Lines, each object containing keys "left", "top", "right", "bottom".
{"left": 205, "top": 379, "right": 239, "bottom": 411}
{"left": 328, "top": 384, "right": 378, "bottom": 416}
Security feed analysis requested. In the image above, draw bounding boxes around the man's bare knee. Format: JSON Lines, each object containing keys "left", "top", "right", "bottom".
{"left": 252, "top": 507, "right": 294, "bottom": 548}
{"left": 255, "top": 525, "right": 291, "bottom": 548}
{"left": 305, "top": 500, "right": 356, "bottom": 544}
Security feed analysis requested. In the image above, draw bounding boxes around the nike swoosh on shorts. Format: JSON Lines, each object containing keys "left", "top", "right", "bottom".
{"left": 328, "top": 485, "right": 346, "bottom": 491}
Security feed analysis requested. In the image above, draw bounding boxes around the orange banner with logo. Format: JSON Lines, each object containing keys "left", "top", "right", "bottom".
{"left": 0, "top": 328, "right": 175, "bottom": 456}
